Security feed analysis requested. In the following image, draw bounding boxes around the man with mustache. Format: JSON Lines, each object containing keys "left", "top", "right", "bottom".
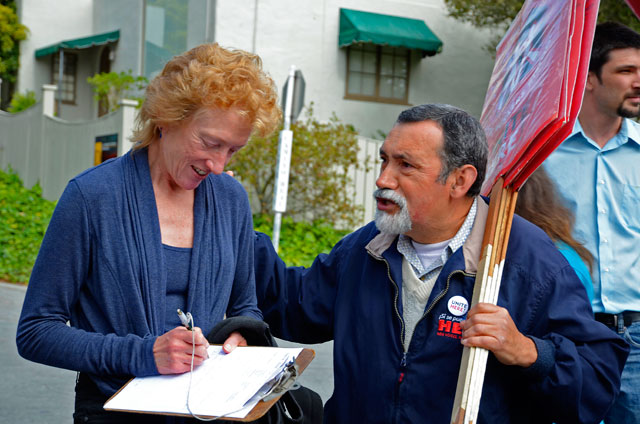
{"left": 544, "top": 22, "right": 640, "bottom": 423}
{"left": 254, "top": 103, "right": 628, "bottom": 423}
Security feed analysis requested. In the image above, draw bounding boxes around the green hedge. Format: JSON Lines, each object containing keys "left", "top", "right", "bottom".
{"left": 0, "top": 170, "right": 349, "bottom": 283}
{"left": 253, "top": 214, "right": 350, "bottom": 267}
{"left": 0, "top": 169, "right": 55, "bottom": 283}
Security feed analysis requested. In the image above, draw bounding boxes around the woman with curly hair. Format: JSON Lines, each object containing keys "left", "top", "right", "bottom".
{"left": 17, "top": 43, "right": 281, "bottom": 423}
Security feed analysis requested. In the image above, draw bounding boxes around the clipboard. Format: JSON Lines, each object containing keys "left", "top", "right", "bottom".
{"left": 232, "top": 348, "right": 314, "bottom": 421}
{"left": 104, "top": 347, "right": 315, "bottom": 421}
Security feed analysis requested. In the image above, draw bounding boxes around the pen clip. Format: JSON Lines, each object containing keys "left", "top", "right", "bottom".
{"left": 177, "top": 309, "right": 193, "bottom": 330}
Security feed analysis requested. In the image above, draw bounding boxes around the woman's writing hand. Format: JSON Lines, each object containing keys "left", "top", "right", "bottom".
{"left": 154, "top": 326, "right": 209, "bottom": 374}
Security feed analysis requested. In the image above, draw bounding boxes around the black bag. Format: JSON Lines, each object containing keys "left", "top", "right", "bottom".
{"left": 207, "top": 317, "right": 323, "bottom": 424}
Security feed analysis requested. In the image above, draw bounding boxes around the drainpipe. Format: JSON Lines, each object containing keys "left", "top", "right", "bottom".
{"left": 57, "top": 49, "right": 64, "bottom": 117}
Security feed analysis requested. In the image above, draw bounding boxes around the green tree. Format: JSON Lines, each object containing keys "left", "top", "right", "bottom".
{"left": 0, "top": 1, "right": 28, "bottom": 84}
{"left": 87, "top": 70, "right": 148, "bottom": 113}
{"left": 7, "top": 90, "right": 35, "bottom": 113}
{"left": 444, "top": 0, "right": 640, "bottom": 53}
{"left": 229, "top": 105, "right": 367, "bottom": 229}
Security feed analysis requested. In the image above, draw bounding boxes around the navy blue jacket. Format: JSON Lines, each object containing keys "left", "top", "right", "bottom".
{"left": 255, "top": 199, "right": 628, "bottom": 423}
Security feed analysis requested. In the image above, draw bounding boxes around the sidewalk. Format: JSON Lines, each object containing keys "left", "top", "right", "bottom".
{"left": 1, "top": 281, "right": 333, "bottom": 423}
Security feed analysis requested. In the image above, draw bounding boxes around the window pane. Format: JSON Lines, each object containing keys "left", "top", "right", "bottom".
{"left": 394, "top": 54, "right": 407, "bottom": 77}
{"left": 380, "top": 53, "right": 393, "bottom": 76}
{"left": 393, "top": 77, "right": 406, "bottom": 99}
{"left": 348, "top": 72, "right": 362, "bottom": 95}
{"left": 362, "top": 51, "right": 377, "bottom": 73}
{"left": 379, "top": 75, "right": 393, "bottom": 98}
{"left": 361, "top": 74, "right": 376, "bottom": 96}
{"left": 349, "top": 47, "right": 362, "bottom": 72}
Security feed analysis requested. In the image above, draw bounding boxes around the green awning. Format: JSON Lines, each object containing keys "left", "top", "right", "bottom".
{"left": 35, "top": 30, "right": 120, "bottom": 58}
{"left": 339, "top": 9, "right": 442, "bottom": 57}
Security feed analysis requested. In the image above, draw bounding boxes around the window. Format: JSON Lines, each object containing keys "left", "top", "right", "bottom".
{"left": 51, "top": 52, "right": 78, "bottom": 104}
{"left": 346, "top": 44, "right": 410, "bottom": 104}
{"left": 144, "top": 0, "right": 209, "bottom": 79}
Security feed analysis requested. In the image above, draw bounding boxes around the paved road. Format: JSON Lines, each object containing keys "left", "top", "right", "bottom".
{"left": 0, "top": 282, "right": 333, "bottom": 423}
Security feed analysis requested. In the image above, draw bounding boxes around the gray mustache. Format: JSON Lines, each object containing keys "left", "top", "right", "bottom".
{"left": 373, "top": 188, "right": 407, "bottom": 209}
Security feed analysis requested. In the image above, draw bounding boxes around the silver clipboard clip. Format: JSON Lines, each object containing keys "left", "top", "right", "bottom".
{"left": 262, "top": 359, "right": 300, "bottom": 401}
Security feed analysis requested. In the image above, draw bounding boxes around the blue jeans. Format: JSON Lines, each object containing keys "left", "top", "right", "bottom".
{"left": 606, "top": 321, "right": 640, "bottom": 424}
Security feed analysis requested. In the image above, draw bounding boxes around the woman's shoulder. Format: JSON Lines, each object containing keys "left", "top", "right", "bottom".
{"left": 205, "top": 173, "right": 249, "bottom": 200}
{"left": 68, "top": 154, "right": 131, "bottom": 202}
{"left": 72, "top": 155, "right": 126, "bottom": 186}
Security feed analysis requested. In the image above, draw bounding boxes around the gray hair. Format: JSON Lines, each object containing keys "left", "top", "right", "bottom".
{"left": 396, "top": 104, "right": 488, "bottom": 197}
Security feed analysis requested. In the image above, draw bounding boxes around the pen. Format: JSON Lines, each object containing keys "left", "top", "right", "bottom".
{"left": 177, "top": 309, "right": 193, "bottom": 330}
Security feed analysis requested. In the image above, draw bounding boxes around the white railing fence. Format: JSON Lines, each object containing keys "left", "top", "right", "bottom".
{"left": 351, "top": 135, "right": 381, "bottom": 227}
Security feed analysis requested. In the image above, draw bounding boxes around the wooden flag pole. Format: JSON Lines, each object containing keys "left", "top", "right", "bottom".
{"left": 451, "top": 180, "right": 518, "bottom": 424}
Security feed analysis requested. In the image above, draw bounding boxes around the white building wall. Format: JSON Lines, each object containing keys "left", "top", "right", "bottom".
{"left": 93, "top": 0, "right": 145, "bottom": 76}
{"left": 215, "top": 0, "right": 495, "bottom": 138}
{"left": 16, "top": 0, "right": 94, "bottom": 97}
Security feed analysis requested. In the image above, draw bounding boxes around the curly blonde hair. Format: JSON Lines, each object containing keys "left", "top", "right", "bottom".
{"left": 133, "top": 43, "right": 281, "bottom": 150}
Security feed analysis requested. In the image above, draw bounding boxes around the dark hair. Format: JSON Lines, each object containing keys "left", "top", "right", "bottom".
{"left": 515, "top": 167, "right": 593, "bottom": 272}
{"left": 396, "top": 104, "right": 488, "bottom": 197}
{"left": 590, "top": 22, "right": 640, "bottom": 81}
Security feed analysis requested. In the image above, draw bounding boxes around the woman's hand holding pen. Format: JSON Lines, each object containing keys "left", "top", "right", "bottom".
{"left": 153, "top": 326, "right": 209, "bottom": 374}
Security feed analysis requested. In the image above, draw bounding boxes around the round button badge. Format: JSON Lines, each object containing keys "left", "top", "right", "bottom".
{"left": 447, "top": 296, "right": 469, "bottom": 316}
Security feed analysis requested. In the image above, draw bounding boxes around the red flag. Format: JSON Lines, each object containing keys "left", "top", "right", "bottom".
{"left": 480, "top": 0, "right": 599, "bottom": 195}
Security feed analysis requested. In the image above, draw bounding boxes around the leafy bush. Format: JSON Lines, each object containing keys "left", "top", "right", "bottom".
{"left": 253, "top": 214, "right": 349, "bottom": 267}
{"left": 7, "top": 90, "right": 36, "bottom": 113}
{"left": 229, "top": 104, "right": 367, "bottom": 229}
{"left": 0, "top": 168, "right": 55, "bottom": 283}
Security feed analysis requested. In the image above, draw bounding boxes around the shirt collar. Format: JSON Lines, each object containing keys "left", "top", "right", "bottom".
{"left": 572, "top": 117, "right": 640, "bottom": 150}
{"left": 623, "top": 118, "right": 640, "bottom": 146}
{"left": 397, "top": 197, "right": 478, "bottom": 277}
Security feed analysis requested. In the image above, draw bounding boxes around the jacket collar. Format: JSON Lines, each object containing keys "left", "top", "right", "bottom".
{"left": 365, "top": 197, "right": 489, "bottom": 274}
{"left": 461, "top": 197, "right": 488, "bottom": 274}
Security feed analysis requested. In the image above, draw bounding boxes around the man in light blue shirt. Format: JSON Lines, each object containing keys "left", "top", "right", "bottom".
{"left": 545, "top": 22, "right": 640, "bottom": 423}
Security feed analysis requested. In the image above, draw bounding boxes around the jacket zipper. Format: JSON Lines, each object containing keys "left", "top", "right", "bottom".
{"left": 371, "top": 252, "right": 475, "bottom": 422}
{"left": 374, "top": 254, "right": 406, "bottom": 349}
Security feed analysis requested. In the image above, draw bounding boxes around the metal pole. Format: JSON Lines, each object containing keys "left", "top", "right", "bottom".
{"left": 57, "top": 49, "right": 64, "bottom": 117}
{"left": 272, "top": 65, "right": 297, "bottom": 252}
{"left": 283, "top": 66, "right": 295, "bottom": 130}
{"left": 272, "top": 212, "right": 283, "bottom": 251}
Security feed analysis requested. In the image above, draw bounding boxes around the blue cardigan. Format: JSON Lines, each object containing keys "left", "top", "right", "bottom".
{"left": 17, "top": 149, "right": 261, "bottom": 396}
